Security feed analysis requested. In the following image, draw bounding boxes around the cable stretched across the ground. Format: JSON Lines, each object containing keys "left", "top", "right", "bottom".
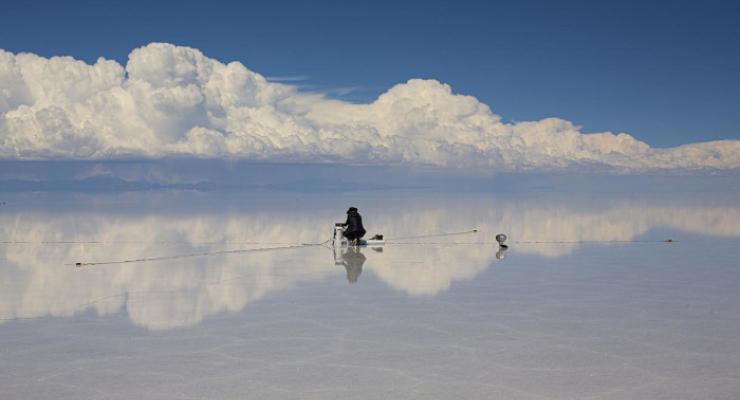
{"left": 384, "top": 229, "right": 479, "bottom": 242}
{"left": 386, "top": 239, "right": 678, "bottom": 245}
{"left": 69, "top": 238, "right": 332, "bottom": 267}
{"left": 1, "top": 240, "right": 321, "bottom": 245}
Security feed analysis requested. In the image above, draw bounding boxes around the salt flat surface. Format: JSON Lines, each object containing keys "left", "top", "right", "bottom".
{"left": 1, "top": 190, "right": 739, "bottom": 399}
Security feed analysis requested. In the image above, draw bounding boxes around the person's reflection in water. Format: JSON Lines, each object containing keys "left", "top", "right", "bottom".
{"left": 334, "top": 247, "right": 367, "bottom": 283}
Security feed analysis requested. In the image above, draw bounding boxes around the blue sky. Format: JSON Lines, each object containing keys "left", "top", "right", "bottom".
{"left": 1, "top": 0, "right": 738, "bottom": 148}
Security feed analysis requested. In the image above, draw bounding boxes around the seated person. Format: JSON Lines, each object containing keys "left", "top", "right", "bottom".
{"left": 340, "top": 207, "right": 366, "bottom": 245}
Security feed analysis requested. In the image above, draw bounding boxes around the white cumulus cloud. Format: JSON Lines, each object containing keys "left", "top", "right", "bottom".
{"left": 0, "top": 42, "right": 738, "bottom": 171}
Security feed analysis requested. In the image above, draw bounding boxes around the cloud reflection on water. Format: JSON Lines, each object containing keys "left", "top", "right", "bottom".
{"left": 1, "top": 192, "right": 739, "bottom": 330}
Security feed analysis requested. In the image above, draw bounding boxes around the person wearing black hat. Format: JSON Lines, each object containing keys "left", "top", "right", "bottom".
{"left": 340, "top": 207, "right": 366, "bottom": 245}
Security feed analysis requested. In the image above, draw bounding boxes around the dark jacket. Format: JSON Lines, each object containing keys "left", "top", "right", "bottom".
{"left": 343, "top": 210, "right": 366, "bottom": 236}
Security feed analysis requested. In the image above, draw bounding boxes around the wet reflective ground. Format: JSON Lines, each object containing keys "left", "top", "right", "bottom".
{"left": 1, "top": 189, "right": 740, "bottom": 399}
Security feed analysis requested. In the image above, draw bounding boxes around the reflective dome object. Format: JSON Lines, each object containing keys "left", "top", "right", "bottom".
{"left": 495, "top": 233, "right": 507, "bottom": 246}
